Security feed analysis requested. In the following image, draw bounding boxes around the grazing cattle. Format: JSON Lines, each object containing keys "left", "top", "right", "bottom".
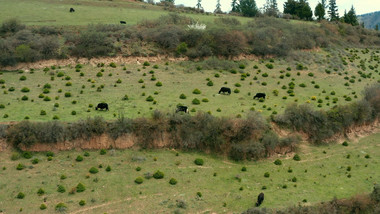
{"left": 253, "top": 93, "right": 266, "bottom": 99}
{"left": 69, "top": 8, "right": 75, "bottom": 12}
{"left": 176, "top": 105, "right": 189, "bottom": 113}
{"left": 218, "top": 87, "right": 231, "bottom": 95}
{"left": 120, "top": 21, "right": 126, "bottom": 24}
{"left": 95, "top": 103, "right": 109, "bottom": 111}
{"left": 255, "top": 192, "right": 264, "bottom": 207}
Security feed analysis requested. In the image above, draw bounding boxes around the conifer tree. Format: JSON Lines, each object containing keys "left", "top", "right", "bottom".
{"left": 328, "top": 0, "right": 339, "bottom": 21}
{"left": 264, "top": 0, "right": 279, "bottom": 17}
{"left": 196, "top": 0, "right": 202, "bottom": 10}
{"left": 215, "top": 0, "right": 222, "bottom": 13}
{"left": 231, "top": 0, "right": 239, "bottom": 13}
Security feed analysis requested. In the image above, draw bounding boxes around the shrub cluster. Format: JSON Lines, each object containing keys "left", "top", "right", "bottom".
{"left": 273, "top": 84, "right": 380, "bottom": 143}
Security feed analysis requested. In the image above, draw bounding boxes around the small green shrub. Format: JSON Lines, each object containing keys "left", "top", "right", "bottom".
{"left": 264, "top": 172, "right": 270, "bottom": 178}
{"left": 106, "top": 165, "right": 111, "bottom": 172}
{"left": 89, "top": 167, "right": 99, "bottom": 174}
{"left": 40, "top": 204, "right": 47, "bottom": 210}
{"left": 136, "top": 166, "right": 142, "bottom": 171}
{"left": 342, "top": 141, "right": 348, "bottom": 146}
{"left": 194, "top": 158, "right": 204, "bottom": 166}
{"left": 241, "top": 166, "right": 247, "bottom": 172}
{"left": 143, "top": 61, "right": 150, "bottom": 66}
{"left": 76, "top": 183, "right": 86, "bottom": 192}
{"left": 153, "top": 170, "right": 164, "bottom": 179}
{"left": 79, "top": 200, "right": 86, "bottom": 206}
{"left": 57, "top": 185, "right": 66, "bottom": 193}
{"left": 37, "top": 188, "right": 45, "bottom": 196}
{"left": 192, "top": 98, "right": 200, "bottom": 105}
{"left": 31, "top": 158, "right": 39, "bottom": 164}
{"left": 22, "top": 151, "right": 32, "bottom": 159}
{"left": 292, "top": 177, "right": 297, "bottom": 182}
{"left": 265, "top": 63, "right": 274, "bottom": 69}
{"left": 179, "top": 94, "right": 186, "bottom": 99}
{"left": 100, "top": 149, "right": 107, "bottom": 155}
{"left": 293, "top": 154, "right": 301, "bottom": 161}
{"left": 55, "top": 203, "right": 67, "bottom": 212}
{"left": 76, "top": 155, "right": 83, "bottom": 162}
{"left": 192, "top": 89, "right": 201, "bottom": 94}
{"left": 60, "top": 174, "right": 67, "bottom": 180}
{"left": 16, "top": 192, "right": 25, "bottom": 199}
{"left": 21, "top": 87, "right": 30, "bottom": 92}
{"left": 274, "top": 159, "right": 282, "bottom": 165}
{"left": 155, "top": 81, "right": 163, "bottom": 87}
{"left": 109, "top": 62, "right": 116, "bottom": 68}
{"left": 146, "top": 95, "right": 154, "bottom": 102}
{"left": 169, "top": 178, "right": 177, "bottom": 185}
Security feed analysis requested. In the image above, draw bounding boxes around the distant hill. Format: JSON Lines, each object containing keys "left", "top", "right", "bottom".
{"left": 358, "top": 11, "right": 380, "bottom": 29}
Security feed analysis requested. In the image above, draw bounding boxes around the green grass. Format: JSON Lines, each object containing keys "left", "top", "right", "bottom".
{"left": 0, "top": 133, "right": 378, "bottom": 213}
{"left": 0, "top": 48, "right": 378, "bottom": 121}
{"left": 0, "top": 0, "right": 253, "bottom": 26}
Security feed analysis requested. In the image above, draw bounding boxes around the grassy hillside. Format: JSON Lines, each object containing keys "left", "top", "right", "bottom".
{"left": 0, "top": 0, "right": 252, "bottom": 26}
{"left": 0, "top": 48, "right": 379, "bottom": 121}
{"left": 0, "top": 132, "right": 378, "bottom": 213}
{"left": 359, "top": 11, "right": 380, "bottom": 29}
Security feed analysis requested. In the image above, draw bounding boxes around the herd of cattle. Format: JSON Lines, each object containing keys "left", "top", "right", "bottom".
{"left": 95, "top": 87, "right": 266, "bottom": 114}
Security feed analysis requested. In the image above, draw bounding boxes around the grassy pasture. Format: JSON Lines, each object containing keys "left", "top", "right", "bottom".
{"left": 0, "top": 0, "right": 253, "bottom": 26}
{"left": 0, "top": 133, "right": 378, "bottom": 213}
{"left": 0, "top": 49, "right": 379, "bottom": 121}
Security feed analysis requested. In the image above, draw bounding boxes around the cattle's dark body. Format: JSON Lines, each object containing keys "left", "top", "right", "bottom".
{"left": 218, "top": 87, "right": 231, "bottom": 95}
{"left": 255, "top": 192, "right": 264, "bottom": 207}
{"left": 69, "top": 8, "right": 75, "bottom": 12}
{"left": 96, "top": 103, "right": 109, "bottom": 111}
{"left": 253, "top": 93, "right": 266, "bottom": 99}
{"left": 176, "top": 106, "right": 189, "bottom": 113}
{"left": 120, "top": 21, "right": 126, "bottom": 24}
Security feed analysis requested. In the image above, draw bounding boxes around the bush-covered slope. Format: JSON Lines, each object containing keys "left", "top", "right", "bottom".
{"left": 1, "top": 14, "right": 380, "bottom": 67}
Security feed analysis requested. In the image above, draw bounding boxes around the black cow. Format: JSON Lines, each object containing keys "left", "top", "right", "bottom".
{"left": 69, "top": 8, "right": 75, "bottom": 12}
{"left": 95, "top": 103, "right": 109, "bottom": 111}
{"left": 176, "top": 106, "right": 189, "bottom": 113}
{"left": 255, "top": 192, "right": 264, "bottom": 207}
{"left": 253, "top": 93, "right": 266, "bottom": 99}
{"left": 218, "top": 87, "right": 231, "bottom": 95}
{"left": 120, "top": 21, "right": 126, "bottom": 24}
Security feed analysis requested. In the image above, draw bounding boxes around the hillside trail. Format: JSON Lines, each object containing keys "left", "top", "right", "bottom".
{"left": 0, "top": 54, "right": 264, "bottom": 71}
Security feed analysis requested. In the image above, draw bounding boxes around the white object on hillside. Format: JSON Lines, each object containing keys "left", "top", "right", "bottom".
{"left": 188, "top": 22, "right": 206, "bottom": 30}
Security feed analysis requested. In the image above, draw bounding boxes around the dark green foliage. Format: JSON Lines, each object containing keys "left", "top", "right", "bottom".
{"left": 60, "top": 174, "right": 67, "bottom": 180}
{"left": 84, "top": 152, "right": 90, "bottom": 157}
{"left": 37, "top": 188, "right": 45, "bottom": 196}
{"left": 194, "top": 158, "right": 204, "bottom": 166}
{"left": 89, "top": 167, "right": 99, "bottom": 174}
{"left": 264, "top": 172, "right": 270, "bottom": 177}
{"left": 22, "top": 151, "right": 32, "bottom": 159}
{"left": 79, "top": 200, "right": 86, "bottom": 206}
{"left": 342, "top": 141, "right": 348, "bottom": 146}
{"left": 16, "top": 192, "right": 25, "bottom": 199}
{"left": 192, "top": 89, "right": 201, "bottom": 94}
{"left": 274, "top": 159, "right": 282, "bottom": 165}
{"left": 241, "top": 166, "right": 247, "bottom": 171}
{"left": 76, "top": 155, "right": 83, "bottom": 162}
{"left": 284, "top": 0, "right": 313, "bottom": 20}
{"left": 136, "top": 166, "right": 142, "bottom": 171}
{"left": 76, "top": 183, "right": 86, "bottom": 192}
{"left": 57, "top": 185, "right": 66, "bottom": 193}
{"left": 153, "top": 170, "right": 164, "bottom": 179}
{"left": 106, "top": 165, "right": 111, "bottom": 172}
{"left": 40, "top": 204, "right": 47, "bottom": 210}
{"left": 100, "top": 149, "right": 107, "bottom": 155}
{"left": 135, "top": 177, "right": 143, "bottom": 184}
{"left": 293, "top": 154, "right": 301, "bottom": 161}
{"left": 55, "top": 203, "right": 67, "bottom": 212}
{"left": 192, "top": 98, "right": 200, "bottom": 105}
{"left": 31, "top": 158, "right": 39, "bottom": 164}
{"left": 314, "top": 3, "right": 325, "bottom": 21}
{"left": 169, "top": 178, "right": 177, "bottom": 185}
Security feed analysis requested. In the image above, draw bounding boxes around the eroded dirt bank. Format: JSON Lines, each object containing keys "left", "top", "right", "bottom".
{"left": 0, "top": 121, "right": 378, "bottom": 152}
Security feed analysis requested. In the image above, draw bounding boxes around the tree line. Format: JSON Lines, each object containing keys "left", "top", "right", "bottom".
{"left": 156, "top": 0, "right": 360, "bottom": 26}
